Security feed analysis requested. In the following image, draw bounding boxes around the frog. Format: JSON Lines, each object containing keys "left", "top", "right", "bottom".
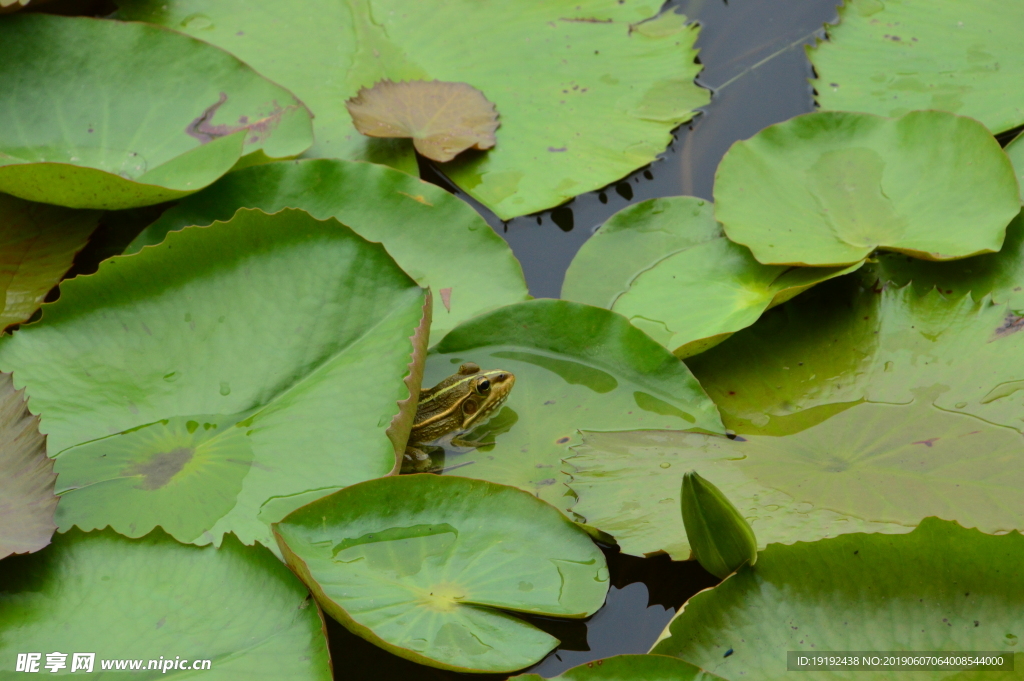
{"left": 403, "top": 362, "right": 515, "bottom": 471}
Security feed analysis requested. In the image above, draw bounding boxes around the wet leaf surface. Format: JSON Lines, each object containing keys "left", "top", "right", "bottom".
{"left": 274, "top": 475, "right": 608, "bottom": 673}
{"left": 652, "top": 519, "right": 1024, "bottom": 680}
{"left": 714, "top": 111, "right": 1019, "bottom": 266}
{"left": 570, "top": 267, "right": 1024, "bottom": 559}
{"left": 125, "top": 159, "right": 529, "bottom": 341}
{"left": 0, "top": 371, "right": 56, "bottom": 559}
{"left": 810, "top": 0, "right": 1024, "bottom": 135}
{"left": 689, "top": 269, "right": 1024, "bottom": 438}
{"left": 346, "top": 80, "right": 499, "bottom": 163}
{"left": 0, "top": 14, "right": 313, "bottom": 209}
{"left": 424, "top": 300, "right": 724, "bottom": 507}
{"left": 564, "top": 197, "right": 859, "bottom": 358}
{"left": 562, "top": 197, "right": 721, "bottom": 310}
{"left": 567, "top": 429, "right": 907, "bottom": 560}
{"left": 0, "top": 528, "right": 331, "bottom": 679}
{"left": 116, "top": 0, "right": 709, "bottom": 219}
{"left": 0, "top": 209, "right": 427, "bottom": 547}
{"left": 871, "top": 211, "right": 1024, "bottom": 312}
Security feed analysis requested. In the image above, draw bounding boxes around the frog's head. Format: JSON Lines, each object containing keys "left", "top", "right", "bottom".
{"left": 459, "top": 366, "right": 515, "bottom": 430}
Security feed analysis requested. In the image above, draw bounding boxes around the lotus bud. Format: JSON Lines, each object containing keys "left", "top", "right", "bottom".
{"left": 680, "top": 470, "right": 757, "bottom": 579}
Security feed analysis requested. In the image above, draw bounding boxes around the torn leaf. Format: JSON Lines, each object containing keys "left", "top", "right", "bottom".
{"left": 346, "top": 80, "right": 499, "bottom": 162}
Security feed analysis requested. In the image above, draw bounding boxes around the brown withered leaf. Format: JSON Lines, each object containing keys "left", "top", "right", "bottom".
{"left": 0, "top": 371, "right": 57, "bottom": 559}
{"left": 346, "top": 80, "right": 499, "bottom": 162}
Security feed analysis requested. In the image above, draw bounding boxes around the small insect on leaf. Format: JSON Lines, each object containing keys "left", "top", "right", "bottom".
{"left": 345, "top": 79, "right": 500, "bottom": 162}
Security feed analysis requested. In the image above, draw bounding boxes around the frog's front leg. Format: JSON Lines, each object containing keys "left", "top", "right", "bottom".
{"left": 405, "top": 445, "right": 430, "bottom": 462}
{"left": 402, "top": 446, "right": 435, "bottom": 473}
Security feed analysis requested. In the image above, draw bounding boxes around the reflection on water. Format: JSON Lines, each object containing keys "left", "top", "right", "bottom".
{"left": 421, "top": 0, "right": 843, "bottom": 298}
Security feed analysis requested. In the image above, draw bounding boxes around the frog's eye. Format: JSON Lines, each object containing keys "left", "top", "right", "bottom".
{"left": 475, "top": 378, "right": 491, "bottom": 394}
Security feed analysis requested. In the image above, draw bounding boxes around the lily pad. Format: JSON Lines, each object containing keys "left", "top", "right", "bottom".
{"left": 0, "top": 194, "right": 99, "bottom": 330}
{"left": 1008, "top": 132, "right": 1024, "bottom": 203}
{"left": 561, "top": 197, "right": 722, "bottom": 309}
{"left": 346, "top": 80, "right": 499, "bottom": 162}
{"left": 0, "top": 371, "right": 56, "bottom": 559}
{"left": 567, "top": 429, "right": 909, "bottom": 561}
{"left": 424, "top": 300, "right": 724, "bottom": 506}
{"left": 513, "top": 654, "right": 724, "bottom": 681}
{"left": 0, "top": 14, "right": 313, "bottom": 209}
{"left": 0, "top": 528, "right": 331, "bottom": 678}
{"left": 871, "top": 211, "right": 1024, "bottom": 312}
{"left": 563, "top": 196, "right": 859, "bottom": 358}
{"left": 124, "top": 159, "right": 529, "bottom": 341}
{"left": 617, "top": 241, "right": 861, "bottom": 358}
{"left": 689, "top": 271, "right": 1024, "bottom": 437}
{"left": 0, "top": 208, "right": 428, "bottom": 547}
{"left": 273, "top": 475, "right": 608, "bottom": 673}
{"left": 571, "top": 273, "right": 1024, "bottom": 559}
{"left": 810, "top": 0, "right": 1024, "bottom": 135}
{"left": 652, "top": 518, "right": 1024, "bottom": 680}
{"left": 116, "top": 0, "right": 709, "bottom": 219}
{"left": 714, "top": 111, "right": 1019, "bottom": 266}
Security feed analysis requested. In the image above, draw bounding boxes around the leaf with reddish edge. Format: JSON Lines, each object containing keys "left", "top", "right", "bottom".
{"left": 386, "top": 290, "right": 432, "bottom": 472}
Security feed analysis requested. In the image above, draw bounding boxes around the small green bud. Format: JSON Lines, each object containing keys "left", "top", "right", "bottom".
{"left": 680, "top": 470, "right": 757, "bottom": 579}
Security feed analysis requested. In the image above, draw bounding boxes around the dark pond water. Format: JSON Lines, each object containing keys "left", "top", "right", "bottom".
{"left": 423, "top": 0, "right": 843, "bottom": 300}
{"left": 399, "top": 0, "right": 845, "bottom": 677}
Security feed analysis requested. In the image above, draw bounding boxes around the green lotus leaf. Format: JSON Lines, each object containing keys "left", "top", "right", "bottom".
{"left": 651, "top": 518, "right": 1024, "bottom": 680}
{"left": 1008, "top": 132, "right": 1024, "bottom": 203}
{"left": 423, "top": 300, "right": 724, "bottom": 506}
{"left": 714, "top": 111, "right": 1019, "bottom": 266}
{"left": 513, "top": 654, "right": 725, "bottom": 681}
{"left": 116, "top": 0, "right": 709, "bottom": 219}
{"left": 0, "top": 528, "right": 331, "bottom": 678}
{"left": 563, "top": 196, "right": 860, "bottom": 358}
{"left": 558, "top": 275, "right": 1024, "bottom": 556}
{"left": 0, "top": 194, "right": 99, "bottom": 330}
{"left": 273, "top": 475, "right": 608, "bottom": 674}
{"left": 0, "top": 208, "right": 428, "bottom": 547}
{"left": 870, "top": 211, "right": 1024, "bottom": 313}
{"left": 617, "top": 240, "right": 861, "bottom": 358}
{"left": 809, "top": 0, "right": 1024, "bottom": 135}
{"left": 0, "top": 14, "right": 313, "bottom": 209}
{"left": 688, "top": 270, "right": 1024, "bottom": 437}
{"left": 0, "top": 371, "right": 56, "bottom": 559}
{"left": 567, "top": 429, "right": 909, "bottom": 561}
{"left": 125, "top": 159, "right": 529, "bottom": 341}
{"left": 561, "top": 197, "right": 721, "bottom": 309}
